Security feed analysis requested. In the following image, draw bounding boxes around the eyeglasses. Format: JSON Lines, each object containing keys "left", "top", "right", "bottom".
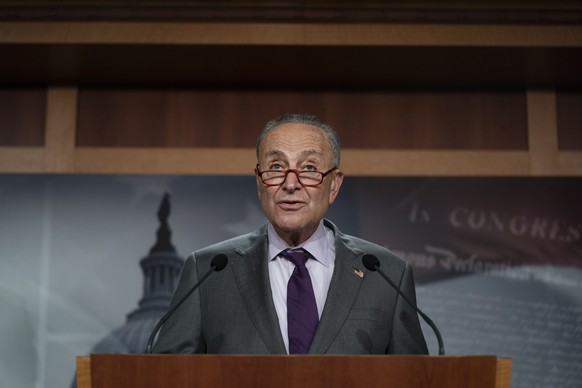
{"left": 255, "top": 165, "right": 337, "bottom": 187}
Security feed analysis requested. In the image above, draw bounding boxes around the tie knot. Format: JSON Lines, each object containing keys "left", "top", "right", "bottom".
{"left": 280, "top": 248, "right": 311, "bottom": 267}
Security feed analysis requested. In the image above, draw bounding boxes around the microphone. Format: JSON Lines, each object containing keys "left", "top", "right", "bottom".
{"left": 145, "top": 254, "right": 228, "bottom": 354}
{"left": 362, "top": 254, "right": 445, "bottom": 355}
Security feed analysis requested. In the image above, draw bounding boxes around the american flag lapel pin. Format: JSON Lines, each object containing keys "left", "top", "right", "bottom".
{"left": 352, "top": 267, "right": 364, "bottom": 278}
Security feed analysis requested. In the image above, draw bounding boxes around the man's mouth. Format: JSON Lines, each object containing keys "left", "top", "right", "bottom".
{"left": 278, "top": 200, "right": 305, "bottom": 210}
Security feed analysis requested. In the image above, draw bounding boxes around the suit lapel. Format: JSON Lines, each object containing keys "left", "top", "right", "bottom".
{"left": 230, "top": 227, "right": 287, "bottom": 354}
{"left": 309, "top": 228, "right": 365, "bottom": 354}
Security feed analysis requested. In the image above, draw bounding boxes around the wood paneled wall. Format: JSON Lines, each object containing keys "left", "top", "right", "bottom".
{"left": 0, "top": 88, "right": 45, "bottom": 146}
{"left": 76, "top": 89, "right": 528, "bottom": 150}
{"left": 0, "top": 4, "right": 581, "bottom": 176}
{"left": 557, "top": 91, "right": 582, "bottom": 151}
{"left": 1, "top": 86, "right": 580, "bottom": 175}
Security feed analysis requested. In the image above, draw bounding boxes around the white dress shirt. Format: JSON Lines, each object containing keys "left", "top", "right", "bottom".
{"left": 267, "top": 220, "right": 336, "bottom": 354}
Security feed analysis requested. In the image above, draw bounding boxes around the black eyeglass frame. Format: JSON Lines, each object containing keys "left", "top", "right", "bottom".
{"left": 255, "top": 164, "right": 338, "bottom": 187}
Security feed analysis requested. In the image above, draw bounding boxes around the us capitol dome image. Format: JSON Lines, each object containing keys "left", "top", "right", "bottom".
{"left": 84, "top": 192, "right": 184, "bottom": 359}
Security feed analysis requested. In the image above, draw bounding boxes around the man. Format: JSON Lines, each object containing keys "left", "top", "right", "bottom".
{"left": 154, "top": 113, "right": 428, "bottom": 355}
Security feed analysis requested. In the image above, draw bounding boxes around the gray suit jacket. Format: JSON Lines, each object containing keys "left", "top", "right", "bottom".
{"left": 154, "top": 219, "right": 428, "bottom": 355}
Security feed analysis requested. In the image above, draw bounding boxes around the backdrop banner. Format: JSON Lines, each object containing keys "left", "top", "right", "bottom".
{"left": 0, "top": 175, "right": 580, "bottom": 388}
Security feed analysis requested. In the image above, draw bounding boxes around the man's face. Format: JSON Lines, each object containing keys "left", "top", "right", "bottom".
{"left": 256, "top": 123, "right": 343, "bottom": 246}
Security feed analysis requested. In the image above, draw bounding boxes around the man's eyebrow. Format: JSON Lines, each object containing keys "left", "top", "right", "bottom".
{"left": 263, "top": 149, "right": 323, "bottom": 162}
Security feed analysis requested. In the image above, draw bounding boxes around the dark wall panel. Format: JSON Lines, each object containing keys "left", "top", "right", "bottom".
{"left": 0, "top": 88, "right": 46, "bottom": 146}
{"left": 557, "top": 90, "right": 582, "bottom": 151}
{"left": 77, "top": 88, "right": 528, "bottom": 150}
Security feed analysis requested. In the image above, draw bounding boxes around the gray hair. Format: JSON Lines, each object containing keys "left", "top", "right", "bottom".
{"left": 256, "top": 113, "right": 341, "bottom": 167}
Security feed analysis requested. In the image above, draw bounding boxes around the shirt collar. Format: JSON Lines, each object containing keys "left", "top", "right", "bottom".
{"left": 267, "top": 220, "right": 331, "bottom": 267}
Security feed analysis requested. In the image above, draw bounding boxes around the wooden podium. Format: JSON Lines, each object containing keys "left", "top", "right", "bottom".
{"left": 77, "top": 354, "right": 511, "bottom": 388}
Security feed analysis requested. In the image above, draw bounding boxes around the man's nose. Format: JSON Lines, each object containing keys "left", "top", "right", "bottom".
{"left": 282, "top": 170, "right": 302, "bottom": 190}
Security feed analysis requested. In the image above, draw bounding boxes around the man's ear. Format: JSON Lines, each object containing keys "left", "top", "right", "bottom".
{"left": 328, "top": 170, "right": 344, "bottom": 204}
{"left": 256, "top": 174, "right": 263, "bottom": 200}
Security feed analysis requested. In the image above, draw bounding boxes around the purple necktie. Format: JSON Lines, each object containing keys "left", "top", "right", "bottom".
{"left": 281, "top": 248, "right": 319, "bottom": 354}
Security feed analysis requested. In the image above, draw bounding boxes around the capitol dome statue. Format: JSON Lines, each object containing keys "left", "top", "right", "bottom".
{"left": 90, "top": 193, "right": 184, "bottom": 354}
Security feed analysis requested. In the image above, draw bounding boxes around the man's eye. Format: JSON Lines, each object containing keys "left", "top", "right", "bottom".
{"left": 303, "top": 165, "right": 317, "bottom": 171}
{"left": 270, "top": 164, "right": 284, "bottom": 170}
